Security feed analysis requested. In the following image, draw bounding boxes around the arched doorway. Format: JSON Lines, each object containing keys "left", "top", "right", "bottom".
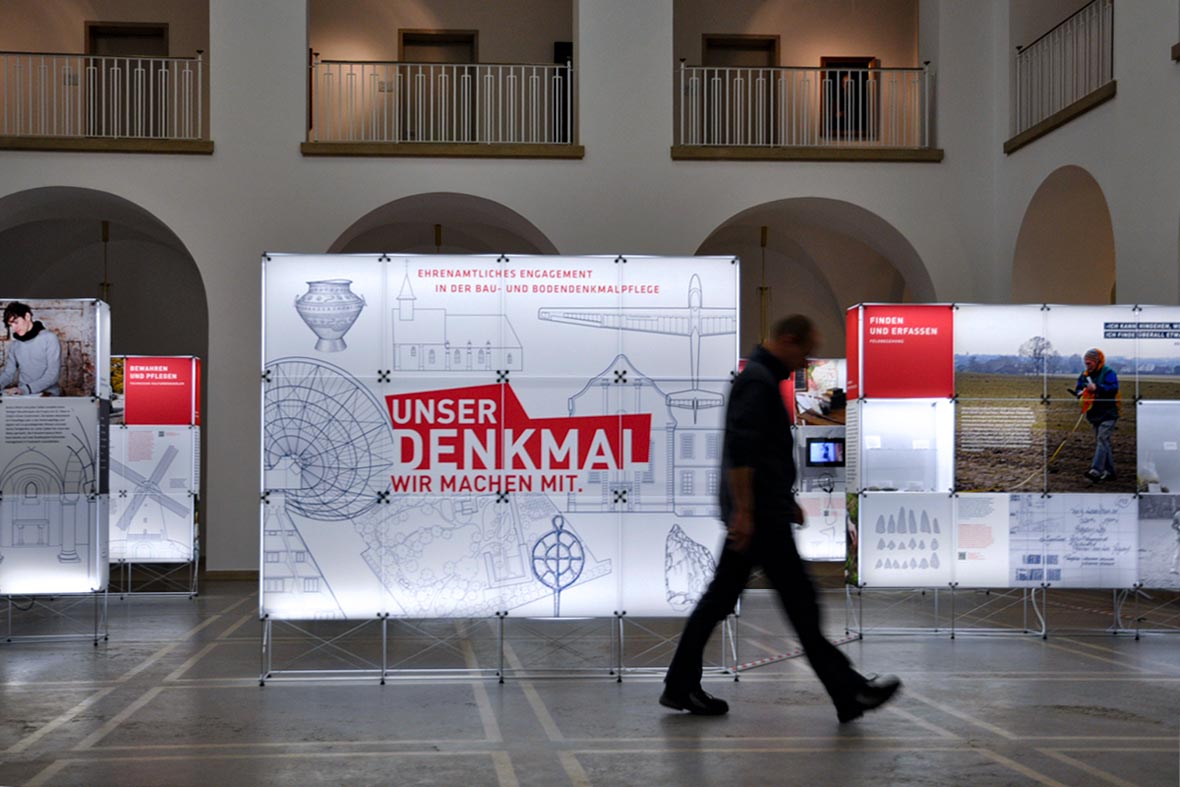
{"left": 328, "top": 192, "right": 559, "bottom": 254}
{"left": 697, "top": 198, "right": 933, "bottom": 353}
{"left": 0, "top": 187, "right": 209, "bottom": 356}
{"left": 0, "top": 186, "right": 210, "bottom": 542}
{"left": 1012, "top": 165, "right": 1116, "bottom": 304}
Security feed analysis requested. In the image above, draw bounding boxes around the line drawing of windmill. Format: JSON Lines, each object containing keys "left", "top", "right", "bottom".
{"left": 111, "top": 444, "right": 188, "bottom": 536}
{"left": 537, "top": 273, "right": 736, "bottom": 421}
{"left": 530, "top": 514, "right": 585, "bottom": 616}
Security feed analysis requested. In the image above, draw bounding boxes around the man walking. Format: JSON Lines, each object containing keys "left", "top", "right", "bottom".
{"left": 660, "top": 315, "right": 900, "bottom": 722}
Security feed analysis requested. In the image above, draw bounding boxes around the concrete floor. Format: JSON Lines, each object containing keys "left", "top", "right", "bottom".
{"left": 1, "top": 580, "right": 1178, "bottom": 786}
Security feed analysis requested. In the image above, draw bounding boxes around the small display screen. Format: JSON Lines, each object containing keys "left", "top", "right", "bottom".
{"left": 806, "top": 437, "right": 845, "bottom": 467}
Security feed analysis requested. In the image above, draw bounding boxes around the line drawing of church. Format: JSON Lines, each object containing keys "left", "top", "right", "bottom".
{"left": 391, "top": 265, "right": 523, "bottom": 372}
{"left": 0, "top": 408, "right": 104, "bottom": 589}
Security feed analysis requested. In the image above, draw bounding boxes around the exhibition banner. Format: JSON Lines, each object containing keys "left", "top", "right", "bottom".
{"left": 1137, "top": 401, "right": 1180, "bottom": 495}
{"left": 859, "top": 492, "right": 953, "bottom": 587}
{"left": 0, "top": 298, "right": 109, "bottom": 398}
{"left": 0, "top": 299, "right": 109, "bottom": 595}
{"left": 795, "top": 491, "right": 847, "bottom": 561}
{"left": 857, "top": 304, "right": 954, "bottom": 399}
{"left": 1043, "top": 305, "right": 1137, "bottom": 494}
{"left": 954, "top": 303, "right": 1047, "bottom": 397}
{"left": 108, "top": 425, "right": 198, "bottom": 562}
{"left": 0, "top": 397, "right": 109, "bottom": 594}
{"left": 849, "top": 302, "right": 1180, "bottom": 590}
{"left": 845, "top": 307, "right": 860, "bottom": 400}
{"left": 261, "top": 255, "right": 738, "bottom": 620}
{"left": 1134, "top": 306, "right": 1180, "bottom": 401}
{"left": 1137, "top": 495, "right": 1180, "bottom": 589}
{"left": 121, "top": 356, "right": 200, "bottom": 426}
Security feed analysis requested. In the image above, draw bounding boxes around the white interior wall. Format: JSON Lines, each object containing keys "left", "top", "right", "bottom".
{"left": 995, "top": 0, "right": 1180, "bottom": 306}
{"left": 1011, "top": 166, "right": 1116, "bottom": 303}
{"left": 308, "top": 0, "right": 572, "bottom": 63}
{"left": 1008, "top": 0, "right": 1092, "bottom": 50}
{"left": 674, "top": 0, "right": 919, "bottom": 67}
{"left": 0, "top": 0, "right": 212, "bottom": 136}
{"left": 0, "top": 0, "right": 1175, "bottom": 570}
{"left": 0, "top": 0, "right": 209, "bottom": 56}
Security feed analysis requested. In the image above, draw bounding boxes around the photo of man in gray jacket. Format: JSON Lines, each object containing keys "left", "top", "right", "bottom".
{"left": 1, "top": 301, "right": 62, "bottom": 396}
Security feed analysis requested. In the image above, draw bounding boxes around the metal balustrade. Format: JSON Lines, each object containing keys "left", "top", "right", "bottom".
{"left": 310, "top": 59, "right": 575, "bottom": 145}
{"left": 0, "top": 51, "right": 204, "bottom": 140}
{"left": 678, "top": 62, "right": 932, "bottom": 149}
{"left": 1014, "top": 0, "right": 1113, "bottom": 135}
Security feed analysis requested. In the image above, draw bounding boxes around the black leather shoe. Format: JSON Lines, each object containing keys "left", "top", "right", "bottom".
{"left": 837, "top": 674, "right": 902, "bottom": 723}
{"left": 659, "top": 686, "right": 729, "bottom": 716}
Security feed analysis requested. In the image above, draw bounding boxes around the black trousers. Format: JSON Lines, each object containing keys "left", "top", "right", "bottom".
{"left": 664, "top": 523, "right": 862, "bottom": 708}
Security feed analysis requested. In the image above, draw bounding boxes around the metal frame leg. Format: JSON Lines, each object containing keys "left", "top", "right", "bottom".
{"left": 380, "top": 614, "right": 388, "bottom": 685}
{"left": 615, "top": 612, "right": 624, "bottom": 682}
{"left": 949, "top": 582, "right": 957, "bottom": 640}
{"left": 497, "top": 612, "right": 505, "bottom": 684}
{"left": 729, "top": 613, "right": 740, "bottom": 681}
{"left": 1042, "top": 586, "right": 1049, "bottom": 639}
{"left": 260, "top": 616, "right": 271, "bottom": 686}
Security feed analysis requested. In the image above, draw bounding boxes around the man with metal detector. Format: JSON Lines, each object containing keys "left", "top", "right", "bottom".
{"left": 1071, "top": 348, "right": 1119, "bottom": 482}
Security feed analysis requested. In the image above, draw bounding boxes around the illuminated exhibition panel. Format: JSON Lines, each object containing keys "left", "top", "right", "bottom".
{"left": 0, "top": 299, "right": 110, "bottom": 595}
{"left": 847, "top": 303, "right": 1180, "bottom": 590}
{"left": 108, "top": 356, "right": 200, "bottom": 563}
{"left": 261, "top": 255, "right": 739, "bottom": 620}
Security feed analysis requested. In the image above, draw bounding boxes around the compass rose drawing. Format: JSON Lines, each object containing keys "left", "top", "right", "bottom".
{"left": 531, "top": 515, "right": 585, "bottom": 616}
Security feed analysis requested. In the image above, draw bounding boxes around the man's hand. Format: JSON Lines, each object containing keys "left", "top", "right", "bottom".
{"left": 727, "top": 508, "right": 754, "bottom": 552}
{"left": 3, "top": 386, "right": 21, "bottom": 396}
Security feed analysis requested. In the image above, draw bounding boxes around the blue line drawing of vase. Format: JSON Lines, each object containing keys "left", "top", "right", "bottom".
{"left": 294, "top": 279, "right": 366, "bottom": 353}
{"left": 531, "top": 514, "right": 585, "bottom": 616}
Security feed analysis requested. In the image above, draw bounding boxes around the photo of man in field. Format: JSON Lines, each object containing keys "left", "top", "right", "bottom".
{"left": 953, "top": 305, "right": 1139, "bottom": 494}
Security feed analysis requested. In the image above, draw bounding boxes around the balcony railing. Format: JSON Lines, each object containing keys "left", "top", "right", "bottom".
{"left": 677, "top": 62, "right": 932, "bottom": 149}
{"left": 0, "top": 51, "right": 205, "bottom": 140}
{"left": 310, "top": 59, "right": 575, "bottom": 145}
{"left": 1014, "top": 0, "right": 1113, "bottom": 135}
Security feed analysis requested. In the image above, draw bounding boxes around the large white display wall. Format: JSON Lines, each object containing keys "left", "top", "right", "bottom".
{"left": 261, "top": 255, "right": 738, "bottom": 620}
{"left": 846, "top": 303, "right": 1180, "bottom": 591}
{"left": 0, "top": 299, "right": 110, "bottom": 595}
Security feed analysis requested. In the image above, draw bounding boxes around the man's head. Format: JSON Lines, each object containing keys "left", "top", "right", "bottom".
{"left": 1083, "top": 348, "right": 1104, "bottom": 375}
{"left": 765, "top": 314, "right": 818, "bottom": 372}
{"left": 3, "top": 302, "right": 33, "bottom": 338}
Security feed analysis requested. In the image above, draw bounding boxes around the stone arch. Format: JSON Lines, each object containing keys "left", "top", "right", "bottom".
{"left": 696, "top": 197, "right": 933, "bottom": 353}
{"left": 328, "top": 192, "right": 559, "bottom": 254}
{"left": 1012, "top": 165, "right": 1115, "bottom": 304}
{"left": 0, "top": 186, "right": 209, "bottom": 357}
{"left": 0, "top": 185, "right": 209, "bottom": 515}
